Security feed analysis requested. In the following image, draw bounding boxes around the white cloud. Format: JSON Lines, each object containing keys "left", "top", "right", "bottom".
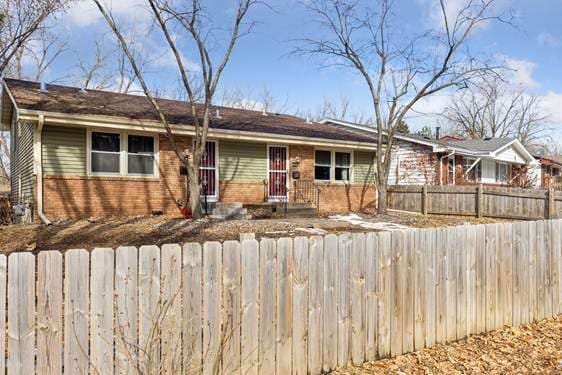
{"left": 65, "top": 0, "right": 148, "bottom": 27}
{"left": 152, "top": 48, "right": 200, "bottom": 72}
{"left": 503, "top": 57, "right": 539, "bottom": 90}
{"left": 539, "top": 92, "right": 562, "bottom": 124}
{"left": 537, "top": 32, "right": 561, "bottom": 48}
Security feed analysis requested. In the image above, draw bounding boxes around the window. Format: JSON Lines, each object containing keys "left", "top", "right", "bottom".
{"left": 496, "top": 162, "right": 510, "bottom": 183}
{"left": 89, "top": 131, "right": 157, "bottom": 176}
{"left": 335, "top": 152, "right": 351, "bottom": 181}
{"left": 128, "top": 135, "right": 155, "bottom": 175}
{"left": 315, "top": 150, "right": 331, "bottom": 181}
{"left": 315, "top": 150, "right": 352, "bottom": 182}
{"left": 447, "top": 156, "right": 455, "bottom": 185}
{"left": 463, "top": 158, "right": 481, "bottom": 182}
{"left": 91, "top": 132, "right": 121, "bottom": 174}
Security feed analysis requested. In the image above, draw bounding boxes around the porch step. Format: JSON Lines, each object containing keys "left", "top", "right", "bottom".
{"left": 210, "top": 202, "right": 250, "bottom": 220}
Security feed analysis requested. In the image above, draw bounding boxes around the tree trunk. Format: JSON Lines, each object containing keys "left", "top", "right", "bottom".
{"left": 377, "top": 182, "right": 388, "bottom": 215}
{"left": 187, "top": 167, "right": 202, "bottom": 219}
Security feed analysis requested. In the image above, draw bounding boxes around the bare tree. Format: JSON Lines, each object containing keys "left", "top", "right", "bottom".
{"left": 0, "top": 0, "right": 70, "bottom": 77}
{"left": 295, "top": 0, "right": 509, "bottom": 213}
{"left": 444, "top": 76, "right": 550, "bottom": 147}
{"left": 221, "top": 85, "right": 289, "bottom": 113}
{"left": 93, "top": 0, "right": 259, "bottom": 218}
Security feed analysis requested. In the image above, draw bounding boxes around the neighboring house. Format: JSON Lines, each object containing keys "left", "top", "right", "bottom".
{"left": 321, "top": 119, "right": 540, "bottom": 187}
{"left": 1, "top": 79, "right": 378, "bottom": 221}
{"left": 536, "top": 155, "right": 562, "bottom": 188}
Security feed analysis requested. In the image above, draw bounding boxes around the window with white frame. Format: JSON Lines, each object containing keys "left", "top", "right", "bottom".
{"left": 90, "top": 131, "right": 157, "bottom": 176}
{"left": 463, "top": 158, "right": 481, "bottom": 182}
{"left": 91, "top": 132, "right": 121, "bottom": 174}
{"left": 496, "top": 162, "right": 510, "bottom": 183}
{"left": 314, "top": 150, "right": 352, "bottom": 182}
{"left": 128, "top": 135, "right": 155, "bottom": 175}
{"left": 314, "top": 150, "right": 331, "bottom": 181}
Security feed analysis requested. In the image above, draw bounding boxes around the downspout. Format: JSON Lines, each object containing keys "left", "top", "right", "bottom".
{"left": 34, "top": 114, "right": 51, "bottom": 225}
{"left": 439, "top": 150, "right": 455, "bottom": 186}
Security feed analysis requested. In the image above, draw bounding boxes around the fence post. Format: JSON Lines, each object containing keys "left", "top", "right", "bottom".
{"left": 547, "top": 187, "right": 555, "bottom": 219}
{"left": 422, "top": 185, "right": 429, "bottom": 215}
{"left": 476, "top": 184, "right": 483, "bottom": 218}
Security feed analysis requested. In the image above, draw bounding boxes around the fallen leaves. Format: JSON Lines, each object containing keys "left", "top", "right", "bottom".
{"left": 333, "top": 316, "right": 562, "bottom": 374}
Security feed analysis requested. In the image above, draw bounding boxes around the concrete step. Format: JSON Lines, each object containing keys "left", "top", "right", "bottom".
{"left": 209, "top": 214, "right": 252, "bottom": 220}
{"left": 214, "top": 202, "right": 243, "bottom": 209}
{"left": 212, "top": 207, "right": 248, "bottom": 216}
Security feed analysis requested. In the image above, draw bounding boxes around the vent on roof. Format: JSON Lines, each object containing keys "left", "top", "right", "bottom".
{"left": 214, "top": 109, "right": 222, "bottom": 119}
{"left": 79, "top": 85, "right": 87, "bottom": 94}
{"left": 262, "top": 108, "right": 268, "bottom": 116}
{"left": 305, "top": 116, "right": 312, "bottom": 124}
{"left": 40, "top": 82, "right": 48, "bottom": 93}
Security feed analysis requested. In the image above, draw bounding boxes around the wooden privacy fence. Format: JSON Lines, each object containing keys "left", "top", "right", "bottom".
{"left": 1, "top": 220, "right": 562, "bottom": 374}
{"left": 388, "top": 185, "right": 562, "bottom": 220}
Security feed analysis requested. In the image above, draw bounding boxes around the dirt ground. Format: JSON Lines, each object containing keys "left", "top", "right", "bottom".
{"left": 333, "top": 316, "right": 562, "bottom": 375}
{"left": 0, "top": 211, "right": 505, "bottom": 253}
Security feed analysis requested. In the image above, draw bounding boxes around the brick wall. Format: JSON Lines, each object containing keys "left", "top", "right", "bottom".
{"left": 318, "top": 183, "right": 377, "bottom": 213}
{"left": 42, "top": 135, "right": 190, "bottom": 220}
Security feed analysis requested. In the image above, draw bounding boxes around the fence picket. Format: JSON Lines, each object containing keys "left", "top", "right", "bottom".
{"left": 390, "top": 230, "right": 404, "bottom": 356}
{"left": 115, "top": 246, "right": 138, "bottom": 375}
{"left": 555, "top": 219, "right": 562, "bottom": 314}
{"left": 485, "top": 225, "right": 498, "bottom": 331}
{"left": 64, "top": 249, "right": 89, "bottom": 375}
{"left": 456, "top": 227, "right": 467, "bottom": 340}
{"left": 323, "top": 234, "right": 338, "bottom": 371}
{"left": 37, "top": 251, "right": 62, "bottom": 375}
{"left": 161, "top": 244, "right": 182, "bottom": 374}
{"left": 466, "top": 225, "right": 477, "bottom": 336}
{"left": 536, "top": 221, "right": 547, "bottom": 320}
{"left": 475, "top": 225, "right": 486, "bottom": 334}
{"left": 403, "top": 230, "right": 415, "bottom": 353}
{"left": 0, "top": 256, "right": 5, "bottom": 375}
{"left": 446, "top": 227, "right": 458, "bottom": 343}
{"left": 8, "top": 252, "right": 35, "bottom": 375}
{"left": 241, "top": 239, "right": 259, "bottom": 375}
{"left": 424, "top": 229, "right": 436, "bottom": 348}
{"left": 528, "top": 221, "right": 538, "bottom": 322}
{"left": 503, "top": 223, "right": 514, "bottom": 327}
{"left": 138, "top": 245, "right": 161, "bottom": 374}
{"left": 90, "top": 248, "right": 115, "bottom": 375}
{"left": 308, "top": 236, "right": 323, "bottom": 373}
{"left": 414, "top": 229, "right": 426, "bottom": 351}
{"left": 259, "top": 238, "right": 277, "bottom": 375}
{"left": 183, "top": 243, "right": 203, "bottom": 374}
{"left": 293, "top": 237, "right": 309, "bottom": 375}
{"left": 351, "top": 233, "right": 366, "bottom": 365}
{"left": 203, "top": 242, "right": 222, "bottom": 375}
{"left": 337, "top": 234, "right": 352, "bottom": 365}
{"left": 222, "top": 241, "right": 241, "bottom": 375}
{"left": 435, "top": 227, "right": 448, "bottom": 345}
{"left": 276, "top": 238, "right": 293, "bottom": 375}
{"left": 377, "top": 232, "right": 392, "bottom": 358}
{"left": 365, "top": 232, "right": 378, "bottom": 361}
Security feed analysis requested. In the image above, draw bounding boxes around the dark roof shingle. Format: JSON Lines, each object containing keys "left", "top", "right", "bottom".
{"left": 3, "top": 78, "right": 376, "bottom": 144}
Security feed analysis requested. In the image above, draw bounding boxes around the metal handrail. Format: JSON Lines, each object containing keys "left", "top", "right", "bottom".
{"left": 293, "top": 180, "right": 320, "bottom": 214}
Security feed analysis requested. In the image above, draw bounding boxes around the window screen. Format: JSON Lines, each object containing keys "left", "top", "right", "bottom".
{"left": 91, "top": 132, "right": 120, "bottom": 173}
{"left": 315, "top": 150, "right": 331, "bottom": 180}
{"left": 128, "top": 135, "right": 155, "bottom": 175}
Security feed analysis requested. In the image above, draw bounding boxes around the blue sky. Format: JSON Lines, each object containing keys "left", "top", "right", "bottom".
{"left": 31, "top": 0, "right": 562, "bottom": 140}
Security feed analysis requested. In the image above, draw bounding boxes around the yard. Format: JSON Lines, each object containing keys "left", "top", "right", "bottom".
{"left": 334, "top": 316, "right": 562, "bottom": 374}
{"left": 0, "top": 211, "right": 505, "bottom": 252}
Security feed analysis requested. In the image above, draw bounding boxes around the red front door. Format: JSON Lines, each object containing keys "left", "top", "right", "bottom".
{"left": 268, "top": 146, "right": 288, "bottom": 200}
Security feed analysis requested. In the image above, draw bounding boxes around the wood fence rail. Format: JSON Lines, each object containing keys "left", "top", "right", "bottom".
{"left": 1, "top": 220, "right": 561, "bottom": 374}
{"left": 388, "top": 185, "right": 562, "bottom": 220}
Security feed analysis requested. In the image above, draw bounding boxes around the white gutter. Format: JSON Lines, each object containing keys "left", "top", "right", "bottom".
{"left": 33, "top": 114, "right": 51, "bottom": 225}
{"left": 439, "top": 151, "right": 455, "bottom": 186}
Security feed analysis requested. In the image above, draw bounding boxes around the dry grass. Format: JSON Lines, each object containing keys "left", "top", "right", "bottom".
{"left": 0, "top": 211, "right": 507, "bottom": 253}
{"left": 333, "top": 315, "right": 562, "bottom": 374}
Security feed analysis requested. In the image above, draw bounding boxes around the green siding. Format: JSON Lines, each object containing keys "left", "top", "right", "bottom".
{"left": 219, "top": 141, "right": 266, "bottom": 181}
{"left": 42, "top": 126, "right": 87, "bottom": 176}
{"left": 12, "top": 119, "right": 35, "bottom": 204}
{"left": 354, "top": 151, "right": 376, "bottom": 184}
